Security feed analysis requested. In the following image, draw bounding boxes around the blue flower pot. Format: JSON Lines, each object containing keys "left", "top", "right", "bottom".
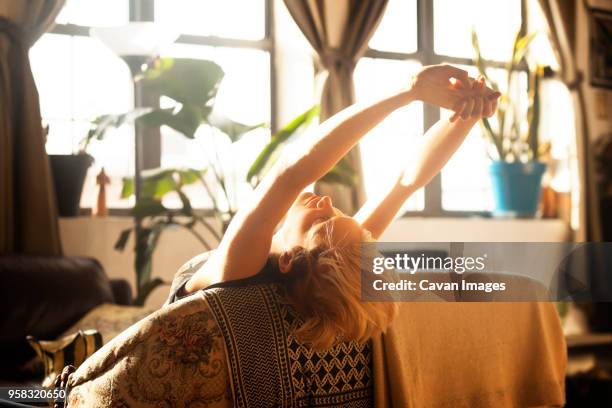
{"left": 489, "top": 161, "right": 546, "bottom": 218}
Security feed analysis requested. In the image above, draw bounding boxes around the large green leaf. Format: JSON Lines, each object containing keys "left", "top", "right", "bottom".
{"left": 143, "top": 58, "right": 224, "bottom": 106}
{"left": 140, "top": 105, "right": 208, "bottom": 138}
{"left": 178, "top": 168, "right": 207, "bottom": 185}
{"left": 122, "top": 168, "right": 206, "bottom": 200}
{"left": 480, "top": 117, "right": 503, "bottom": 160}
{"left": 207, "top": 111, "right": 265, "bottom": 142}
{"left": 247, "top": 105, "right": 320, "bottom": 185}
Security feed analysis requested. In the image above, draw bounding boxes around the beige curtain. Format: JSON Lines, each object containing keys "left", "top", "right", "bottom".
{"left": 283, "top": 0, "right": 389, "bottom": 214}
{"left": 0, "top": 0, "right": 65, "bottom": 255}
{"left": 536, "top": 0, "right": 602, "bottom": 241}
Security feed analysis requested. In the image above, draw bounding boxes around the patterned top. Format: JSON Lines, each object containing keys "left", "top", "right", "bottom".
{"left": 172, "top": 252, "right": 374, "bottom": 408}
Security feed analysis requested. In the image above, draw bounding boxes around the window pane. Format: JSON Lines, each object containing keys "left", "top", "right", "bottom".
{"left": 56, "top": 0, "right": 129, "bottom": 26}
{"left": 369, "top": 0, "right": 417, "bottom": 53}
{"left": 440, "top": 112, "right": 494, "bottom": 211}
{"left": 81, "top": 123, "right": 136, "bottom": 209}
{"left": 434, "top": 0, "right": 522, "bottom": 61}
{"left": 155, "top": 0, "right": 265, "bottom": 40}
{"left": 354, "top": 58, "right": 424, "bottom": 212}
{"left": 440, "top": 65, "right": 528, "bottom": 211}
{"left": 30, "top": 34, "right": 72, "bottom": 120}
{"left": 31, "top": 33, "right": 134, "bottom": 209}
{"left": 160, "top": 44, "right": 271, "bottom": 209}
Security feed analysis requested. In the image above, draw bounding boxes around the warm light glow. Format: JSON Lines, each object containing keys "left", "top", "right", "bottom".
{"left": 354, "top": 58, "right": 425, "bottom": 212}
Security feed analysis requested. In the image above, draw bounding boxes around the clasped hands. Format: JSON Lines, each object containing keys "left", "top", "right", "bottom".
{"left": 409, "top": 64, "right": 501, "bottom": 122}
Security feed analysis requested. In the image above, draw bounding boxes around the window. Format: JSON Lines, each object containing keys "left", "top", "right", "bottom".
{"left": 354, "top": 0, "right": 573, "bottom": 216}
{"left": 31, "top": 0, "right": 272, "bottom": 211}
{"left": 31, "top": 0, "right": 572, "bottom": 216}
{"left": 30, "top": 9, "right": 134, "bottom": 208}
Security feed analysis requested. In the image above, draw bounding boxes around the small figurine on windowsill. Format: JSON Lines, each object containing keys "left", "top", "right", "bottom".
{"left": 94, "top": 167, "right": 110, "bottom": 217}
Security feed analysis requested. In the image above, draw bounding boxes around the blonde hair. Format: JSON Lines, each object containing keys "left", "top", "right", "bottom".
{"left": 280, "top": 225, "right": 398, "bottom": 350}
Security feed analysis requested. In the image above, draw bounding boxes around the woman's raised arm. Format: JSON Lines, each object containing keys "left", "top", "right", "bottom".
{"left": 354, "top": 77, "right": 500, "bottom": 239}
{"left": 185, "top": 65, "right": 481, "bottom": 291}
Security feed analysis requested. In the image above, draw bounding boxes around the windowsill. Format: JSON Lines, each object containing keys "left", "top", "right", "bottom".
{"left": 61, "top": 215, "right": 572, "bottom": 242}
{"left": 379, "top": 217, "right": 571, "bottom": 242}
{"left": 58, "top": 216, "right": 571, "bottom": 308}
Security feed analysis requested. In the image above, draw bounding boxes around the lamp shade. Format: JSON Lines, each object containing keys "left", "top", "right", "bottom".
{"left": 90, "top": 22, "right": 178, "bottom": 57}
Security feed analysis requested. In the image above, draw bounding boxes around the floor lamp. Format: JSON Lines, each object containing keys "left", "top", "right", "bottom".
{"left": 90, "top": 22, "right": 178, "bottom": 202}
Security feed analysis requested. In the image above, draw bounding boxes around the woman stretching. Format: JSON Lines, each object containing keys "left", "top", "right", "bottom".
{"left": 61, "top": 65, "right": 499, "bottom": 408}
{"left": 175, "top": 64, "right": 499, "bottom": 344}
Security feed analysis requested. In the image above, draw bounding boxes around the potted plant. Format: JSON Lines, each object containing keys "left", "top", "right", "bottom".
{"left": 113, "top": 106, "right": 323, "bottom": 305}
{"left": 45, "top": 125, "right": 94, "bottom": 217}
{"left": 100, "top": 57, "right": 345, "bottom": 305}
{"left": 472, "top": 30, "right": 550, "bottom": 217}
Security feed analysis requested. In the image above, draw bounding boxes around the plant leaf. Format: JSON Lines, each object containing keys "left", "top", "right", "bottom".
{"left": 178, "top": 168, "right": 207, "bottom": 185}
{"left": 114, "top": 228, "right": 132, "bottom": 251}
{"left": 135, "top": 220, "right": 168, "bottom": 295}
{"left": 134, "top": 277, "right": 166, "bottom": 306}
{"left": 512, "top": 31, "right": 539, "bottom": 67}
{"left": 471, "top": 29, "right": 499, "bottom": 93}
{"left": 481, "top": 117, "right": 503, "bottom": 160}
{"left": 207, "top": 111, "right": 265, "bottom": 142}
{"left": 134, "top": 226, "right": 152, "bottom": 289}
{"left": 527, "top": 65, "right": 542, "bottom": 159}
{"left": 176, "top": 190, "right": 193, "bottom": 216}
{"left": 131, "top": 198, "right": 168, "bottom": 218}
{"left": 80, "top": 109, "right": 152, "bottom": 153}
{"left": 247, "top": 105, "right": 320, "bottom": 185}
{"left": 140, "top": 105, "right": 206, "bottom": 139}
{"left": 122, "top": 168, "right": 205, "bottom": 200}
{"left": 143, "top": 58, "right": 224, "bottom": 106}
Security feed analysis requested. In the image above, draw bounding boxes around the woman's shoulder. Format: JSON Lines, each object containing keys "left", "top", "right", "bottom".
{"left": 166, "top": 250, "right": 280, "bottom": 304}
{"left": 202, "top": 255, "right": 281, "bottom": 291}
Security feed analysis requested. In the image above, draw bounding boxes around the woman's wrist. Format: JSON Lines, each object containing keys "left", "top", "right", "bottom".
{"left": 396, "top": 84, "right": 417, "bottom": 105}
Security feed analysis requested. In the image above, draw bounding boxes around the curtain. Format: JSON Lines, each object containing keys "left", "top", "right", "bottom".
{"left": 0, "top": 0, "right": 65, "bottom": 256}
{"left": 536, "top": 0, "right": 602, "bottom": 241}
{"left": 283, "top": 0, "right": 389, "bottom": 214}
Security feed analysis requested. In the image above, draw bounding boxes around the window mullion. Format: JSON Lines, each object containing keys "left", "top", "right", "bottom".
{"left": 267, "top": 0, "right": 279, "bottom": 134}
{"left": 130, "top": 0, "right": 160, "bottom": 170}
{"left": 418, "top": 0, "right": 442, "bottom": 215}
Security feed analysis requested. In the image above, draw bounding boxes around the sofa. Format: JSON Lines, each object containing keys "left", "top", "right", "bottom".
{"left": 0, "top": 256, "right": 132, "bottom": 382}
